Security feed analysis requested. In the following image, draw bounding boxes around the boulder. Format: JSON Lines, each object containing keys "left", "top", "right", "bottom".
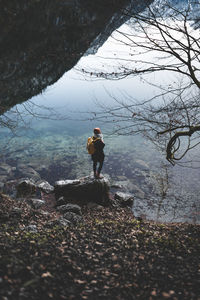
{"left": 37, "top": 180, "right": 54, "bottom": 194}
{"left": 114, "top": 192, "right": 134, "bottom": 207}
{"left": 16, "top": 179, "right": 36, "bottom": 198}
{"left": 54, "top": 176, "right": 110, "bottom": 206}
{"left": 57, "top": 204, "right": 82, "bottom": 215}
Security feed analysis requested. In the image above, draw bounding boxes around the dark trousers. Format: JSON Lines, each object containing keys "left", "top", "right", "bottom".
{"left": 92, "top": 154, "right": 104, "bottom": 174}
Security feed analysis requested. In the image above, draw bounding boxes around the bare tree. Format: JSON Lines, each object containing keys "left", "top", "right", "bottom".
{"left": 80, "top": 0, "right": 200, "bottom": 165}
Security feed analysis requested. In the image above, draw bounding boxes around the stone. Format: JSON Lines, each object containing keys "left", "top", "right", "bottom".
{"left": 112, "top": 180, "right": 145, "bottom": 199}
{"left": 54, "top": 176, "right": 110, "bottom": 206}
{"left": 114, "top": 192, "right": 134, "bottom": 207}
{"left": 63, "top": 212, "right": 83, "bottom": 225}
{"left": 130, "top": 184, "right": 145, "bottom": 199}
{"left": 33, "top": 164, "right": 48, "bottom": 172}
{"left": 16, "top": 179, "right": 36, "bottom": 198}
{"left": 29, "top": 199, "right": 45, "bottom": 209}
{"left": 58, "top": 218, "right": 71, "bottom": 227}
{"left": 111, "top": 183, "right": 123, "bottom": 189}
{"left": 39, "top": 210, "right": 50, "bottom": 217}
{"left": 37, "top": 180, "right": 54, "bottom": 194}
{"left": 57, "top": 204, "right": 82, "bottom": 215}
{"left": 0, "top": 176, "right": 9, "bottom": 184}
{"left": 25, "top": 225, "right": 38, "bottom": 233}
{"left": 87, "top": 202, "right": 104, "bottom": 210}
{"left": 0, "top": 181, "right": 5, "bottom": 190}
{"left": 56, "top": 196, "right": 66, "bottom": 206}
{"left": 10, "top": 207, "right": 22, "bottom": 217}
{"left": 50, "top": 217, "right": 71, "bottom": 228}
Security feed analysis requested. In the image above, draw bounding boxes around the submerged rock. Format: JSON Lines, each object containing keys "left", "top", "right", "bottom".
{"left": 0, "top": 177, "right": 9, "bottom": 186}
{"left": 0, "top": 163, "right": 15, "bottom": 176}
{"left": 111, "top": 179, "right": 145, "bottom": 199}
{"left": 54, "top": 176, "right": 110, "bottom": 206}
{"left": 16, "top": 165, "right": 41, "bottom": 182}
{"left": 134, "top": 159, "right": 150, "bottom": 170}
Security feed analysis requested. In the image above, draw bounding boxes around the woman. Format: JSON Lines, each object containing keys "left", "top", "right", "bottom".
{"left": 92, "top": 127, "right": 105, "bottom": 179}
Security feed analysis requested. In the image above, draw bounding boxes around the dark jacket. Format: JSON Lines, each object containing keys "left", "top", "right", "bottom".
{"left": 92, "top": 137, "right": 105, "bottom": 162}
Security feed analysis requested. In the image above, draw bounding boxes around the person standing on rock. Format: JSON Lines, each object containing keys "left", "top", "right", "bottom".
{"left": 87, "top": 127, "right": 105, "bottom": 179}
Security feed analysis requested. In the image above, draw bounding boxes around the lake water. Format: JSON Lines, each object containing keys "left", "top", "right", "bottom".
{"left": 1, "top": 15, "right": 200, "bottom": 224}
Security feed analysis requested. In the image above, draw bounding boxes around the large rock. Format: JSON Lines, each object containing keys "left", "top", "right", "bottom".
{"left": 54, "top": 176, "right": 110, "bottom": 206}
{"left": 37, "top": 180, "right": 54, "bottom": 194}
{"left": 114, "top": 192, "right": 134, "bottom": 207}
{"left": 16, "top": 179, "right": 37, "bottom": 198}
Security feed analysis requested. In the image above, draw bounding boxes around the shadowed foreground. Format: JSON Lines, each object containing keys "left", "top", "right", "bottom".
{"left": 0, "top": 193, "right": 199, "bottom": 300}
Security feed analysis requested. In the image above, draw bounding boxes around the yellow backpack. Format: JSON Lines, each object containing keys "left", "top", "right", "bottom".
{"left": 87, "top": 137, "right": 99, "bottom": 154}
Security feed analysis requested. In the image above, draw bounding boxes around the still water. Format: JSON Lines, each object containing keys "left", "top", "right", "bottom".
{"left": 1, "top": 21, "right": 200, "bottom": 224}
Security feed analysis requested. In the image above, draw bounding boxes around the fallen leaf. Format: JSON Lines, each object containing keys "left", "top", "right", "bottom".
{"left": 74, "top": 279, "right": 87, "bottom": 284}
{"left": 41, "top": 272, "right": 53, "bottom": 278}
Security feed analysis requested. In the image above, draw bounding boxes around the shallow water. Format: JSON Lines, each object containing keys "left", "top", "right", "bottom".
{"left": 1, "top": 117, "right": 200, "bottom": 224}
{"left": 1, "top": 12, "right": 200, "bottom": 224}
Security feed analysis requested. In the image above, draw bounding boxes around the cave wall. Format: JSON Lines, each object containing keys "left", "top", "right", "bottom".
{"left": 0, "top": 0, "right": 153, "bottom": 113}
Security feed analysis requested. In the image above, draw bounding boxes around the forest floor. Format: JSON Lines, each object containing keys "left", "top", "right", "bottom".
{"left": 0, "top": 193, "right": 200, "bottom": 300}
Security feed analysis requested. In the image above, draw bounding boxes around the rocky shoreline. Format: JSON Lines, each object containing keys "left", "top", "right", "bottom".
{"left": 0, "top": 174, "right": 134, "bottom": 231}
{"left": 1, "top": 130, "right": 199, "bottom": 224}
{"left": 0, "top": 177, "right": 199, "bottom": 300}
